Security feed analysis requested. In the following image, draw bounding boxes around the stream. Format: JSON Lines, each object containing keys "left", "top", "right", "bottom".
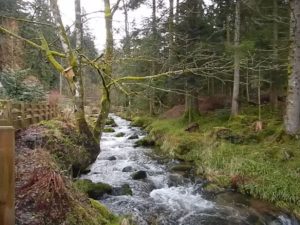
{"left": 81, "top": 114, "right": 299, "bottom": 225}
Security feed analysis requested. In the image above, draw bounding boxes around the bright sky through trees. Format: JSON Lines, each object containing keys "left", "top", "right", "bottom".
{"left": 58, "top": 0, "right": 212, "bottom": 52}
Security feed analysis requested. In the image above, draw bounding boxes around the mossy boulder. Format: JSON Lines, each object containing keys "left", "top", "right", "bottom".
{"left": 115, "top": 132, "right": 125, "bottom": 137}
{"left": 75, "top": 179, "right": 112, "bottom": 199}
{"left": 106, "top": 117, "right": 117, "bottom": 127}
{"left": 66, "top": 199, "right": 121, "bottom": 225}
{"left": 134, "top": 137, "right": 155, "bottom": 147}
{"left": 103, "top": 127, "right": 115, "bottom": 133}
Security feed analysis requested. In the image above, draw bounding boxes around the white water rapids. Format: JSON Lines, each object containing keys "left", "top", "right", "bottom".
{"left": 81, "top": 114, "right": 299, "bottom": 225}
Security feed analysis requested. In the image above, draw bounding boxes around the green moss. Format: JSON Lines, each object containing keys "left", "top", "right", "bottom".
{"left": 103, "top": 127, "right": 115, "bottom": 133}
{"left": 131, "top": 116, "right": 154, "bottom": 128}
{"left": 202, "top": 183, "right": 225, "bottom": 193}
{"left": 170, "top": 164, "right": 193, "bottom": 172}
{"left": 106, "top": 117, "right": 117, "bottom": 127}
{"left": 74, "top": 179, "right": 112, "bottom": 199}
{"left": 66, "top": 199, "right": 121, "bottom": 225}
{"left": 134, "top": 137, "right": 155, "bottom": 147}
{"left": 38, "top": 119, "right": 91, "bottom": 175}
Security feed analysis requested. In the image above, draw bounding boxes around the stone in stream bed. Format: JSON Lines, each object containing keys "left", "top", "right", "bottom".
{"left": 112, "top": 184, "right": 133, "bottom": 196}
{"left": 131, "top": 170, "right": 147, "bottom": 180}
{"left": 74, "top": 179, "right": 112, "bottom": 199}
{"left": 115, "top": 132, "right": 125, "bottom": 137}
{"left": 122, "top": 166, "right": 134, "bottom": 172}
{"left": 128, "top": 133, "right": 139, "bottom": 139}
{"left": 167, "top": 173, "right": 185, "bottom": 187}
{"left": 103, "top": 127, "right": 115, "bottom": 133}
{"left": 105, "top": 117, "right": 118, "bottom": 127}
{"left": 107, "top": 156, "right": 117, "bottom": 160}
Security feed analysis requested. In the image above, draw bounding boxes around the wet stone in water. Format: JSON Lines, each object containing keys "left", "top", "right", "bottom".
{"left": 131, "top": 170, "right": 147, "bottom": 180}
{"left": 122, "top": 166, "right": 134, "bottom": 172}
{"left": 107, "top": 156, "right": 117, "bottom": 160}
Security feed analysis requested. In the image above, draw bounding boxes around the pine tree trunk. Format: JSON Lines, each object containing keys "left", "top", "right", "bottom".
{"left": 284, "top": 0, "right": 300, "bottom": 135}
{"left": 231, "top": 0, "right": 240, "bottom": 116}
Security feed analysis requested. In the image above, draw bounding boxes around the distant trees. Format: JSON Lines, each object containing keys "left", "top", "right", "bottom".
{"left": 2, "top": 0, "right": 300, "bottom": 136}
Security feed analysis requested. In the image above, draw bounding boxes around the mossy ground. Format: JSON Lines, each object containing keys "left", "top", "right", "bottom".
{"left": 131, "top": 105, "right": 300, "bottom": 217}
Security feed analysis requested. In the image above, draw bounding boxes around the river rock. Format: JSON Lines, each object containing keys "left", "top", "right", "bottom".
{"left": 106, "top": 117, "right": 117, "bottom": 127}
{"left": 116, "top": 132, "right": 125, "bottom": 137}
{"left": 168, "top": 173, "right": 185, "bottom": 187}
{"left": 131, "top": 170, "right": 147, "bottom": 180}
{"left": 74, "top": 179, "right": 112, "bottom": 199}
{"left": 80, "top": 168, "right": 91, "bottom": 174}
{"left": 122, "top": 166, "right": 134, "bottom": 172}
{"left": 103, "top": 127, "right": 115, "bottom": 133}
{"left": 128, "top": 134, "right": 139, "bottom": 139}
{"left": 112, "top": 184, "right": 133, "bottom": 196}
{"left": 107, "top": 156, "right": 117, "bottom": 160}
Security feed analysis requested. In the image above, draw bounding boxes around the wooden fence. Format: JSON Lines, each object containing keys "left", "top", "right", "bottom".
{"left": 0, "top": 100, "right": 58, "bottom": 225}
{"left": 0, "top": 100, "right": 58, "bottom": 129}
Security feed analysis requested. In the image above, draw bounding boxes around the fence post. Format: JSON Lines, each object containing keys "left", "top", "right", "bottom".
{"left": 0, "top": 126, "right": 15, "bottom": 225}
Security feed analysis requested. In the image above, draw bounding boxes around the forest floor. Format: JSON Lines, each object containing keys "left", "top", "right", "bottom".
{"left": 128, "top": 105, "right": 300, "bottom": 218}
{"left": 15, "top": 119, "right": 121, "bottom": 225}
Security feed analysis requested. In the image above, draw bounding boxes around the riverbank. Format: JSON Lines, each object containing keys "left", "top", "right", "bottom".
{"left": 15, "top": 119, "right": 122, "bottom": 225}
{"left": 127, "top": 105, "right": 300, "bottom": 218}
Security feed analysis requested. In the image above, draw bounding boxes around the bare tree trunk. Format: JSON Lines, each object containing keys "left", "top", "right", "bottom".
{"left": 284, "top": 0, "right": 300, "bottom": 135}
{"left": 94, "top": 0, "right": 114, "bottom": 139}
{"left": 168, "top": 0, "right": 175, "bottom": 68}
{"left": 49, "top": 0, "right": 92, "bottom": 135}
{"left": 270, "top": 0, "right": 279, "bottom": 108}
{"left": 231, "top": 0, "right": 240, "bottom": 116}
{"left": 74, "top": 0, "right": 93, "bottom": 138}
{"left": 148, "top": 0, "right": 157, "bottom": 115}
{"left": 226, "top": 15, "right": 230, "bottom": 45}
{"left": 122, "top": 0, "right": 130, "bottom": 54}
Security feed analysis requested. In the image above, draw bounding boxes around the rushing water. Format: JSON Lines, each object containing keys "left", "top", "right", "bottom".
{"left": 82, "top": 114, "right": 299, "bottom": 225}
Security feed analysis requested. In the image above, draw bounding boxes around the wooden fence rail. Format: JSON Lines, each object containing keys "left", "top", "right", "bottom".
{"left": 0, "top": 100, "right": 58, "bottom": 129}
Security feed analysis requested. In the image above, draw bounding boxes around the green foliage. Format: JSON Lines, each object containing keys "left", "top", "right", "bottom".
{"left": 0, "top": 69, "right": 45, "bottom": 102}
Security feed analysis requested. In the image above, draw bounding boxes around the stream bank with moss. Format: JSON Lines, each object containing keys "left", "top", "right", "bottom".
{"left": 128, "top": 105, "right": 300, "bottom": 219}
{"left": 15, "top": 118, "right": 123, "bottom": 225}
